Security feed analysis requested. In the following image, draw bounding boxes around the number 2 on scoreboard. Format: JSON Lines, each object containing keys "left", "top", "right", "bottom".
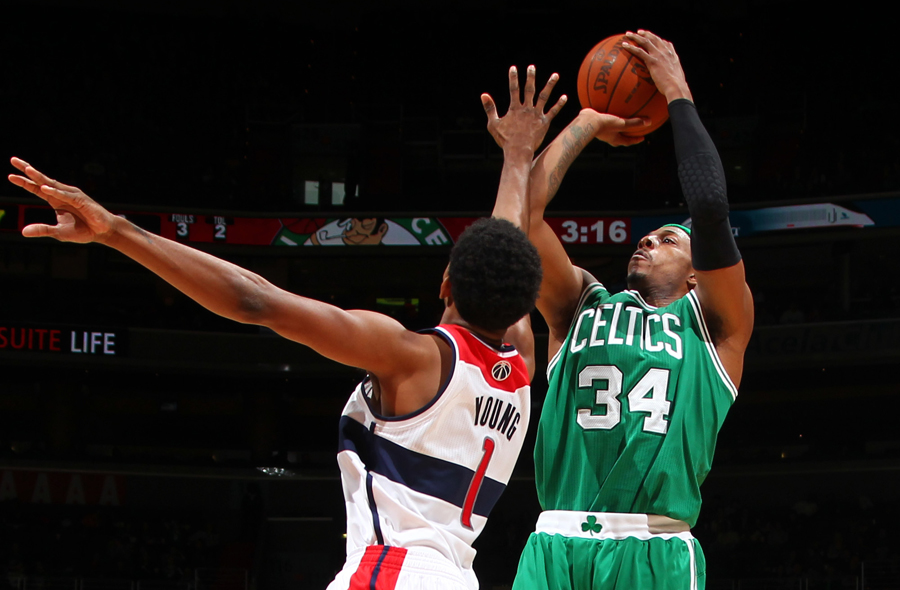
{"left": 461, "top": 437, "right": 495, "bottom": 529}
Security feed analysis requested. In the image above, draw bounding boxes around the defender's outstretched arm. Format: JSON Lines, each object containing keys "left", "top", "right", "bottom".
{"left": 480, "top": 64, "right": 567, "bottom": 374}
{"left": 8, "top": 157, "right": 431, "bottom": 381}
{"left": 483, "top": 65, "right": 566, "bottom": 232}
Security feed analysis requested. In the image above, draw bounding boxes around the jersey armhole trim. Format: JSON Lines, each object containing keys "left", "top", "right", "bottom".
{"left": 686, "top": 290, "right": 739, "bottom": 401}
{"left": 361, "top": 328, "right": 459, "bottom": 423}
{"left": 547, "top": 281, "right": 606, "bottom": 378}
{"left": 464, "top": 327, "right": 520, "bottom": 359}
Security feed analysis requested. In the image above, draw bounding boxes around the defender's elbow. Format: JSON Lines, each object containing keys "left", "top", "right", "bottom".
{"left": 231, "top": 274, "right": 273, "bottom": 324}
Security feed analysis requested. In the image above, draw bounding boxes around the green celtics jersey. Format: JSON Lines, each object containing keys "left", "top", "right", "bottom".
{"left": 535, "top": 283, "right": 738, "bottom": 527}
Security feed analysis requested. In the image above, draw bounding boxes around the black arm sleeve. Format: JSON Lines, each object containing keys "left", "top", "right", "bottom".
{"left": 669, "top": 98, "right": 741, "bottom": 271}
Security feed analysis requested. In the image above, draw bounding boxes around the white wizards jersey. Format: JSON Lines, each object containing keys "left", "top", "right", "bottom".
{"left": 337, "top": 324, "right": 531, "bottom": 587}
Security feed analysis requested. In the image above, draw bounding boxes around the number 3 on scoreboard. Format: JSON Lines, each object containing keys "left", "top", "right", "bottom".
{"left": 461, "top": 437, "right": 495, "bottom": 529}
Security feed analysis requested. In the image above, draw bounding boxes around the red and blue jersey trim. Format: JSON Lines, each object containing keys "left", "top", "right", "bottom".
{"left": 348, "top": 545, "right": 407, "bottom": 590}
{"left": 338, "top": 417, "right": 507, "bottom": 518}
{"left": 435, "top": 324, "right": 529, "bottom": 394}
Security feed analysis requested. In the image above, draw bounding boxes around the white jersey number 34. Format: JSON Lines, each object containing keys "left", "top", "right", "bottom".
{"left": 576, "top": 365, "right": 671, "bottom": 434}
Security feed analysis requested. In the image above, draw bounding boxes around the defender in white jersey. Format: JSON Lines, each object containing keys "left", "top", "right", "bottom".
{"left": 8, "top": 65, "right": 564, "bottom": 590}
{"left": 322, "top": 65, "right": 565, "bottom": 590}
{"left": 330, "top": 324, "right": 530, "bottom": 590}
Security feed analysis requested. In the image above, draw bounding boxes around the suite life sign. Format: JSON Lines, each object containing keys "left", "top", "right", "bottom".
{"left": 0, "top": 323, "right": 126, "bottom": 356}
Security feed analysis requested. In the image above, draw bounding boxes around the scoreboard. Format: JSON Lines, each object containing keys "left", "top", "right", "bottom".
{"left": 0, "top": 201, "right": 635, "bottom": 247}
{"left": 2, "top": 197, "right": 896, "bottom": 247}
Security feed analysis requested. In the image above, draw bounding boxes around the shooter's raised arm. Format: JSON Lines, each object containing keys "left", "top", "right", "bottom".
{"left": 525, "top": 110, "right": 647, "bottom": 344}
{"left": 623, "top": 30, "right": 753, "bottom": 384}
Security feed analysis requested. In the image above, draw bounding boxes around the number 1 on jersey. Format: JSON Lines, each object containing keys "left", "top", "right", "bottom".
{"left": 461, "top": 437, "right": 495, "bottom": 529}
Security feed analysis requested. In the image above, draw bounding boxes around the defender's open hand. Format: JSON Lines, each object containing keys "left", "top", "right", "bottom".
{"left": 482, "top": 65, "right": 567, "bottom": 153}
{"left": 8, "top": 157, "right": 118, "bottom": 244}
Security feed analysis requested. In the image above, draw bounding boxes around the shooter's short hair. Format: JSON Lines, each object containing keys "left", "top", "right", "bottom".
{"left": 448, "top": 217, "right": 542, "bottom": 331}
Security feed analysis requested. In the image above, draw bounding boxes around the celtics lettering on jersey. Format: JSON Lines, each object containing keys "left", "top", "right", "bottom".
{"left": 538, "top": 283, "right": 737, "bottom": 524}
{"left": 567, "top": 297, "right": 683, "bottom": 435}
{"left": 570, "top": 301, "right": 683, "bottom": 360}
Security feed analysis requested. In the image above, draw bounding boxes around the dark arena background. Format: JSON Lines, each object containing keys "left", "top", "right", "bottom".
{"left": 2, "top": 0, "right": 899, "bottom": 588}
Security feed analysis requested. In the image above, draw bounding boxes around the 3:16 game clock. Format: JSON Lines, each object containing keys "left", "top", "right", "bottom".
{"left": 546, "top": 217, "right": 631, "bottom": 245}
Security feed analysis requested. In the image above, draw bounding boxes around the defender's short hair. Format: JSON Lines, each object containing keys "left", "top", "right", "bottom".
{"left": 448, "top": 217, "right": 542, "bottom": 332}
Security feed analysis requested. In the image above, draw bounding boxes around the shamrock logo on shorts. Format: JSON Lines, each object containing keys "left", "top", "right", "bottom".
{"left": 581, "top": 515, "right": 603, "bottom": 535}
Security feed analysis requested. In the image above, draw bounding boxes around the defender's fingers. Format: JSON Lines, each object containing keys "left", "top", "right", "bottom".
{"left": 523, "top": 65, "right": 537, "bottom": 106}
{"left": 9, "top": 160, "right": 64, "bottom": 195}
{"left": 22, "top": 164, "right": 78, "bottom": 192}
{"left": 535, "top": 72, "right": 559, "bottom": 111}
{"left": 481, "top": 94, "right": 499, "bottom": 122}
{"left": 10, "top": 157, "right": 31, "bottom": 173}
{"left": 545, "top": 95, "right": 568, "bottom": 121}
{"left": 40, "top": 184, "right": 80, "bottom": 205}
{"left": 22, "top": 223, "right": 60, "bottom": 239}
{"left": 20, "top": 162, "right": 54, "bottom": 186}
{"left": 507, "top": 66, "right": 520, "bottom": 105}
{"left": 8, "top": 174, "right": 46, "bottom": 198}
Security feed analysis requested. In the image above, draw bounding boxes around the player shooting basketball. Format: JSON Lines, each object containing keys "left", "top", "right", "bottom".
{"left": 9, "top": 66, "right": 565, "bottom": 590}
{"left": 482, "top": 30, "right": 754, "bottom": 590}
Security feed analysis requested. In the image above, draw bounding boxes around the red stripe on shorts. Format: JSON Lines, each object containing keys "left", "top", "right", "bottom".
{"left": 348, "top": 545, "right": 408, "bottom": 590}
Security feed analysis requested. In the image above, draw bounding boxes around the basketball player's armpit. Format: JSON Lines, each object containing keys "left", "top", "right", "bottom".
{"left": 669, "top": 98, "right": 741, "bottom": 271}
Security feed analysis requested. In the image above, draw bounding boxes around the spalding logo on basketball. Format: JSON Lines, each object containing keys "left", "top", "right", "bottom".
{"left": 577, "top": 33, "right": 669, "bottom": 136}
{"left": 491, "top": 360, "right": 512, "bottom": 381}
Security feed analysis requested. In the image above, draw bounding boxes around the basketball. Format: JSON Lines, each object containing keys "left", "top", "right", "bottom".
{"left": 577, "top": 34, "right": 668, "bottom": 136}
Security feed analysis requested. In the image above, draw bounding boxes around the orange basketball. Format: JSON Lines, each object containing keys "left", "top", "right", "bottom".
{"left": 577, "top": 34, "right": 668, "bottom": 136}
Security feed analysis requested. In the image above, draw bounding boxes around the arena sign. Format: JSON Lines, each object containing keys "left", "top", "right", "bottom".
{"left": 638, "top": 202, "right": 879, "bottom": 240}
{"left": 2, "top": 196, "right": 897, "bottom": 247}
{"left": 0, "top": 323, "right": 125, "bottom": 356}
{"left": 746, "top": 318, "right": 900, "bottom": 367}
{"left": 0, "top": 469, "right": 124, "bottom": 505}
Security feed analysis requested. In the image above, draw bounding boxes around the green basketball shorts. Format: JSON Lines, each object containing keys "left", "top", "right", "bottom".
{"left": 512, "top": 511, "right": 705, "bottom": 590}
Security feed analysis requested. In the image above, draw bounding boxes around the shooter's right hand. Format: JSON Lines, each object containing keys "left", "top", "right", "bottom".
{"left": 8, "top": 157, "right": 118, "bottom": 244}
{"left": 622, "top": 30, "right": 693, "bottom": 103}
